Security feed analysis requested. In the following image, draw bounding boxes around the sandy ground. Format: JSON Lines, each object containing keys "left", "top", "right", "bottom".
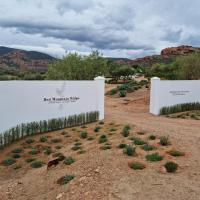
{"left": 0, "top": 85, "right": 200, "bottom": 200}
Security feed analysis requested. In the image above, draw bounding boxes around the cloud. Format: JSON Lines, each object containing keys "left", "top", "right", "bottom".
{"left": 0, "top": 0, "right": 200, "bottom": 58}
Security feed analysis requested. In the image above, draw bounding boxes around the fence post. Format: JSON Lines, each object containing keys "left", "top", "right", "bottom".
{"left": 94, "top": 76, "right": 105, "bottom": 120}
{"left": 150, "top": 77, "right": 160, "bottom": 115}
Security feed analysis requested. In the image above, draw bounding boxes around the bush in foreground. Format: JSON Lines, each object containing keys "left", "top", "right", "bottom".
{"left": 160, "top": 136, "right": 170, "bottom": 146}
{"left": 11, "top": 148, "right": 23, "bottom": 154}
{"left": 132, "top": 137, "right": 146, "bottom": 145}
{"left": 123, "top": 145, "right": 136, "bottom": 156}
{"left": 1, "top": 158, "right": 16, "bottom": 166}
{"left": 64, "top": 157, "right": 75, "bottom": 165}
{"left": 80, "top": 131, "right": 88, "bottom": 139}
{"left": 148, "top": 135, "right": 156, "bottom": 140}
{"left": 164, "top": 161, "right": 178, "bottom": 173}
{"left": 98, "top": 135, "right": 108, "bottom": 143}
{"left": 146, "top": 153, "right": 163, "bottom": 162}
{"left": 57, "top": 175, "right": 75, "bottom": 185}
{"left": 40, "top": 136, "right": 48, "bottom": 143}
{"left": 142, "top": 144, "right": 155, "bottom": 151}
{"left": 31, "top": 161, "right": 43, "bottom": 168}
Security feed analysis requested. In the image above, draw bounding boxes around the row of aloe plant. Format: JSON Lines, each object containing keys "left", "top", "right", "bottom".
{"left": 160, "top": 102, "right": 200, "bottom": 115}
{"left": 0, "top": 111, "right": 99, "bottom": 149}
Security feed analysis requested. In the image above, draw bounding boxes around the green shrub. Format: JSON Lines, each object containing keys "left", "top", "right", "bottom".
{"left": 29, "top": 149, "right": 40, "bottom": 155}
{"left": 129, "top": 162, "right": 145, "bottom": 170}
{"left": 123, "top": 145, "right": 136, "bottom": 156}
{"left": 11, "top": 148, "right": 23, "bottom": 154}
{"left": 107, "top": 88, "right": 118, "bottom": 96}
{"left": 98, "top": 135, "right": 108, "bottom": 143}
{"left": 142, "top": 144, "right": 155, "bottom": 151}
{"left": 31, "top": 161, "right": 43, "bottom": 168}
{"left": 1, "top": 158, "right": 16, "bottom": 166}
{"left": 118, "top": 143, "right": 127, "bottom": 149}
{"left": 94, "top": 126, "right": 101, "bottom": 132}
{"left": 149, "top": 135, "right": 156, "bottom": 140}
{"left": 26, "top": 158, "right": 36, "bottom": 163}
{"left": 132, "top": 137, "right": 146, "bottom": 145}
{"left": 109, "top": 128, "right": 117, "bottom": 132}
{"left": 122, "top": 125, "right": 131, "bottom": 137}
{"left": 168, "top": 150, "right": 185, "bottom": 157}
{"left": 26, "top": 138, "right": 35, "bottom": 144}
{"left": 51, "top": 138, "right": 62, "bottom": 143}
{"left": 12, "top": 154, "right": 21, "bottom": 159}
{"left": 40, "top": 136, "right": 48, "bottom": 143}
{"left": 64, "top": 157, "right": 75, "bottom": 165}
{"left": 146, "top": 153, "right": 163, "bottom": 162}
{"left": 52, "top": 152, "right": 66, "bottom": 161}
{"left": 57, "top": 175, "right": 75, "bottom": 185}
{"left": 160, "top": 136, "right": 170, "bottom": 146}
{"left": 100, "top": 144, "right": 112, "bottom": 150}
{"left": 43, "top": 147, "right": 52, "bottom": 155}
{"left": 164, "top": 161, "right": 178, "bottom": 173}
{"left": 119, "top": 90, "right": 126, "bottom": 97}
{"left": 80, "top": 131, "right": 88, "bottom": 139}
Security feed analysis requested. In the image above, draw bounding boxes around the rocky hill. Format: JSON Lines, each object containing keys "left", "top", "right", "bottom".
{"left": 0, "top": 46, "right": 55, "bottom": 72}
{"left": 120, "top": 45, "right": 200, "bottom": 67}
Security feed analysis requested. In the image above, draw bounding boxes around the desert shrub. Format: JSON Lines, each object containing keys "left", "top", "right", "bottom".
{"left": 132, "top": 137, "right": 146, "bottom": 145}
{"left": 94, "top": 126, "right": 101, "bottom": 132}
{"left": 64, "top": 157, "right": 75, "bottom": 165}
{"left": 81, "top": 125, "right": 87, "bottom": 128}
{"left": 119, "top": 90, "right": 126, "bottom": 97}
{"left": 26, "top": 138, "right": 35, "bottom": 144}
{"left": 142, "top": 144, "right": 155, "bottom": 151}
{"left": 44, "top": 148, "right": 52, "bottom": 155}
{"left": 164, "top": 161, "right": 178, "bottom": 173}
{"left": 51, "top": 138, "right": 62, "bottom": 143}
{"left": 26, "top": 158, "right": 36, "bottom": 163}
{"left": 29, "top": 149, "right": 40, "bottom": 155}
{"left": 12, "top": 154, "right": 21, "bottom": 159}
{"left": 100, "top": 143, "right": 112, "bottom": 150}
{"left": 57, "top": 175, "right": 75, "bottom": 185}
{"left": 13, "top": 165, "right": 22, "bottom": 170}
{"left": 52, "top": 153, "right": 66, "bottom": 161}
{"left": 107, "top": 88, "right": 118, "bottom": 96}
{"left": 1, "top": 158, "right": 16, "bottom": 166}
{"left": 168, "top": 150, "right": 185, "bottom": 157}
{"left": 118, "top": 143, "right": 127, "bottom": 149}
{"left": 99, "top": 121, "right": 104, "bottom": 125}
{"left": 80, "top": 131, "right": 88, "bottom": 139}
{"left": 160, "top": 136, "right": 170, "bottom": 146}
{"left": 98, "top": 135, "right": 108, "bottom": 143}
{"left": 129, "top": 162, "right": 145, "bottom": 170}
{"left": 11, "top": 148, "right": 23, "bottom": 154}
{"left": 146, "top": 153, "right": 163, "bottom": 162}
{"left": 149, "top": 135, "right": 156, "bottom": 140}
{"left": 123, "top": 145, "right": 136, "bottom": 156}
{"left": 160, "top": 102, "right": 200, "bottom": 115}
{"left": 31, "top": 161, "right": 43, "bottom": 168}
{"left": 40, "top": 136, "right": 48, "bottom": 143}
{"left": 122, "top": 125, "right": 131, "bottom": 137}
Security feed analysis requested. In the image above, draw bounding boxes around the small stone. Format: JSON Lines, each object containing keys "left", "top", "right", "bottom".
{"left": 56, "top": 193, "right": 64, "bottom": 199}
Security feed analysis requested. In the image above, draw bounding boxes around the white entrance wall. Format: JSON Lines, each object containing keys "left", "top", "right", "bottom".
{"left": 150, "top": 77, "right": 200, "bottom": 115}
{"left": 0, "top": 77, "right": 105, "bottom": 133}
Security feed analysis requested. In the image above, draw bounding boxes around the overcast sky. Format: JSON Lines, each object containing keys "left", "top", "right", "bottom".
{"left": 0, "top": 0, "right": 200, "bottom": 59}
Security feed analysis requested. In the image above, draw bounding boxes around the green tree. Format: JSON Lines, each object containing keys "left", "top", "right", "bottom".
{"left": 175, "top": 53, "right": 200, "bottom": 80}
{"left": 46, "top": 51, "right": 108, "bottom": 80}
